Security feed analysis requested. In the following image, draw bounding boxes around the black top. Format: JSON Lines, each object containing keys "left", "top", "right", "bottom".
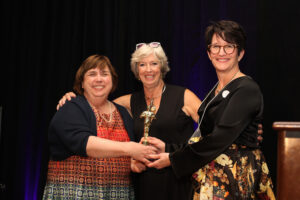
{"left": 131, "top": 84, "right": 194, "bottom": 143}
{"left": 170, "top": 76, "right": 263, "bottom": 178}
{"left": 131, "top": 84, "right": 195, "bottom": 200}
{"left": 48, "top": 95, "right": 134, "bottom": 161}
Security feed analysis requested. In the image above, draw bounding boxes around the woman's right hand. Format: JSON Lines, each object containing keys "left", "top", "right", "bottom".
{"left": 144, "top": 136, "right": 166, "bottom": 153}
{"left": 56, "top": 92, "right": 77, "bottom": 110}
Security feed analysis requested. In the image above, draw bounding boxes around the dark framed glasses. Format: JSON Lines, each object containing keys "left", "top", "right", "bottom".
{"left": 136, "top": 42, "right": 161, "bottom": 49}
{"left": 208, "top": 44, "right": 238, "bottom": 55}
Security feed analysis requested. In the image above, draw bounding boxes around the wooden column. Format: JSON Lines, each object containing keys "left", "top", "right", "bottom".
{"left": 273, "top": 121, "right": 300, "bottom": 200}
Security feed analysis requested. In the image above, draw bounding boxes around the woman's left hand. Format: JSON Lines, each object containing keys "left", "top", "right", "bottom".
{"left": 141, "top": 136, "right": 166, "bottom": 153}
{"left": 146, "top": 153, "right": 171, "bottom": 169}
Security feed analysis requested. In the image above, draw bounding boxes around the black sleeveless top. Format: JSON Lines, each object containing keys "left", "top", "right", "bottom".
{"left": 131, "top": 84, "right": 194, "bottom": 143}
{"left": 130, "top": 84, "right": 194, "bottom": 200}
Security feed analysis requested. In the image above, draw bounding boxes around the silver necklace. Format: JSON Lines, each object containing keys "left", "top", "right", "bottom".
{"left": 216, "top": 70, "right": 240, "bottom": 94}
{"left": 189, "top": 83, "right": 218, "bottom": 143}
{"left": 189, "top": 71, "right": 241, "bottom": 143}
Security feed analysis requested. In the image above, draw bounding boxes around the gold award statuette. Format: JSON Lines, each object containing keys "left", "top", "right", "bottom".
{"left": 140, "top": 100, "right": 156, "bottom": 145}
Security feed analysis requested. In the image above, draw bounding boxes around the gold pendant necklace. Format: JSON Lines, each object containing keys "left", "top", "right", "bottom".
{"left": 145, "top": 85, "right": 166, "bottom": 102}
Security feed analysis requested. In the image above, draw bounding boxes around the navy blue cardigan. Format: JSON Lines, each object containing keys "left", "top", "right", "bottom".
{"left": 48, "top": 95, "right": 134, "bottom": 161}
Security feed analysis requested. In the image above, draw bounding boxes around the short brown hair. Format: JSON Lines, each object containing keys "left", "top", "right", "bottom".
{"left": 73, "top": 55, "right": 118, "bottom": 95}
{"left": 205, "top": 20, "right": 247, "bottom": 55}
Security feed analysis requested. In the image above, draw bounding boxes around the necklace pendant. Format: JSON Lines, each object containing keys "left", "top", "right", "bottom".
{"left": 99, "top": 101, "right": 113, "bottom": 123}
{"left": 144, "top": 85, "right": 166, "bottom": 101}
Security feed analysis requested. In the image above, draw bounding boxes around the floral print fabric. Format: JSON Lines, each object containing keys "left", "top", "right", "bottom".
{"left": 192, "top": 144, "right": 275, "bottom": 200}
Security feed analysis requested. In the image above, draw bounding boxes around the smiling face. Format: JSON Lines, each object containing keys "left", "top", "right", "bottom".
{"left": 82, "top": 65, "right": 113, "bottom": 101}
{"left": 207, "top": 33, "right": 244, "bottom": 73}
{"left": 137, "top": 53, "right": 163, "bottom": 88}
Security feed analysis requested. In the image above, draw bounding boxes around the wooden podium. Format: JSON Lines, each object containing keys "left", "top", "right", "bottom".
{"left": 273, "top": 121, "right": 300, "bottom": 200}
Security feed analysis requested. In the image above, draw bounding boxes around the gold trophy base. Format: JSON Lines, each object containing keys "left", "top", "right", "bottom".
{"left": 142, "top": 140, "right": 149, "bottom": 145}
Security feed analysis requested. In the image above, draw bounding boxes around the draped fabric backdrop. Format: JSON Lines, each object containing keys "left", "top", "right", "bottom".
{"left": 0, "top": 0, "right": 299, "bottom": 199}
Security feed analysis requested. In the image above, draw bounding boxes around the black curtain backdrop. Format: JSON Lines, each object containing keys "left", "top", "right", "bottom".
{"left": 0, "top": 0, "right": 299, "bottom": 199}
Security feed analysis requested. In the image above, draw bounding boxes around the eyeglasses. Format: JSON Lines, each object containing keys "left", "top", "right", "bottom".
{"left": 136, "top": 42, "right": 161, "bottom": 49}
{"left": 208, "top": 44, "right": 238, "bottom": 55}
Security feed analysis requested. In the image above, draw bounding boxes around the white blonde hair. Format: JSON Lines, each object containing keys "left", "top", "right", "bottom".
{"left": 130, "top": 44, "right": 170, "bottom": 79}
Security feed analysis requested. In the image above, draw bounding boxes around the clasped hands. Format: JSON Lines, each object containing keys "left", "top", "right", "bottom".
{"left": 131, "top": 137, "right": 171, "bottom": 173}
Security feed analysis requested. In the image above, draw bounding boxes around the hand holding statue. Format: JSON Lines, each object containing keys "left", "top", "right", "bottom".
{"left": 142, "top": 136, "right": 170, "bottom": 169}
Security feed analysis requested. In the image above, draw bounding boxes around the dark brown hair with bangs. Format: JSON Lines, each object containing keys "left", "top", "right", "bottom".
{"left": 205, "top": 20, "right": 247, "bottom": 55}
{"left": 73, "top": 54, "right": 118, "bottom": 95}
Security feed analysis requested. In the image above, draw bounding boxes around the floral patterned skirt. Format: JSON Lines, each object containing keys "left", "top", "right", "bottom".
{"left": 192, "top": 144, "right": 276, "bottom": 200}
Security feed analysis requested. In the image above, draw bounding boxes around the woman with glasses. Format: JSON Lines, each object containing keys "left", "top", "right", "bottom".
{"left": 146, "top": 20, "right": 275, "bottom": 200}
{"left": 56, "top": 34, "right": 264, "bottom": 200}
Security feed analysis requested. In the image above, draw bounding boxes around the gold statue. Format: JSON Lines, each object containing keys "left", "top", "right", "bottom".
{"left": 140, "top": 100, "right": 156, "bottom": 145}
